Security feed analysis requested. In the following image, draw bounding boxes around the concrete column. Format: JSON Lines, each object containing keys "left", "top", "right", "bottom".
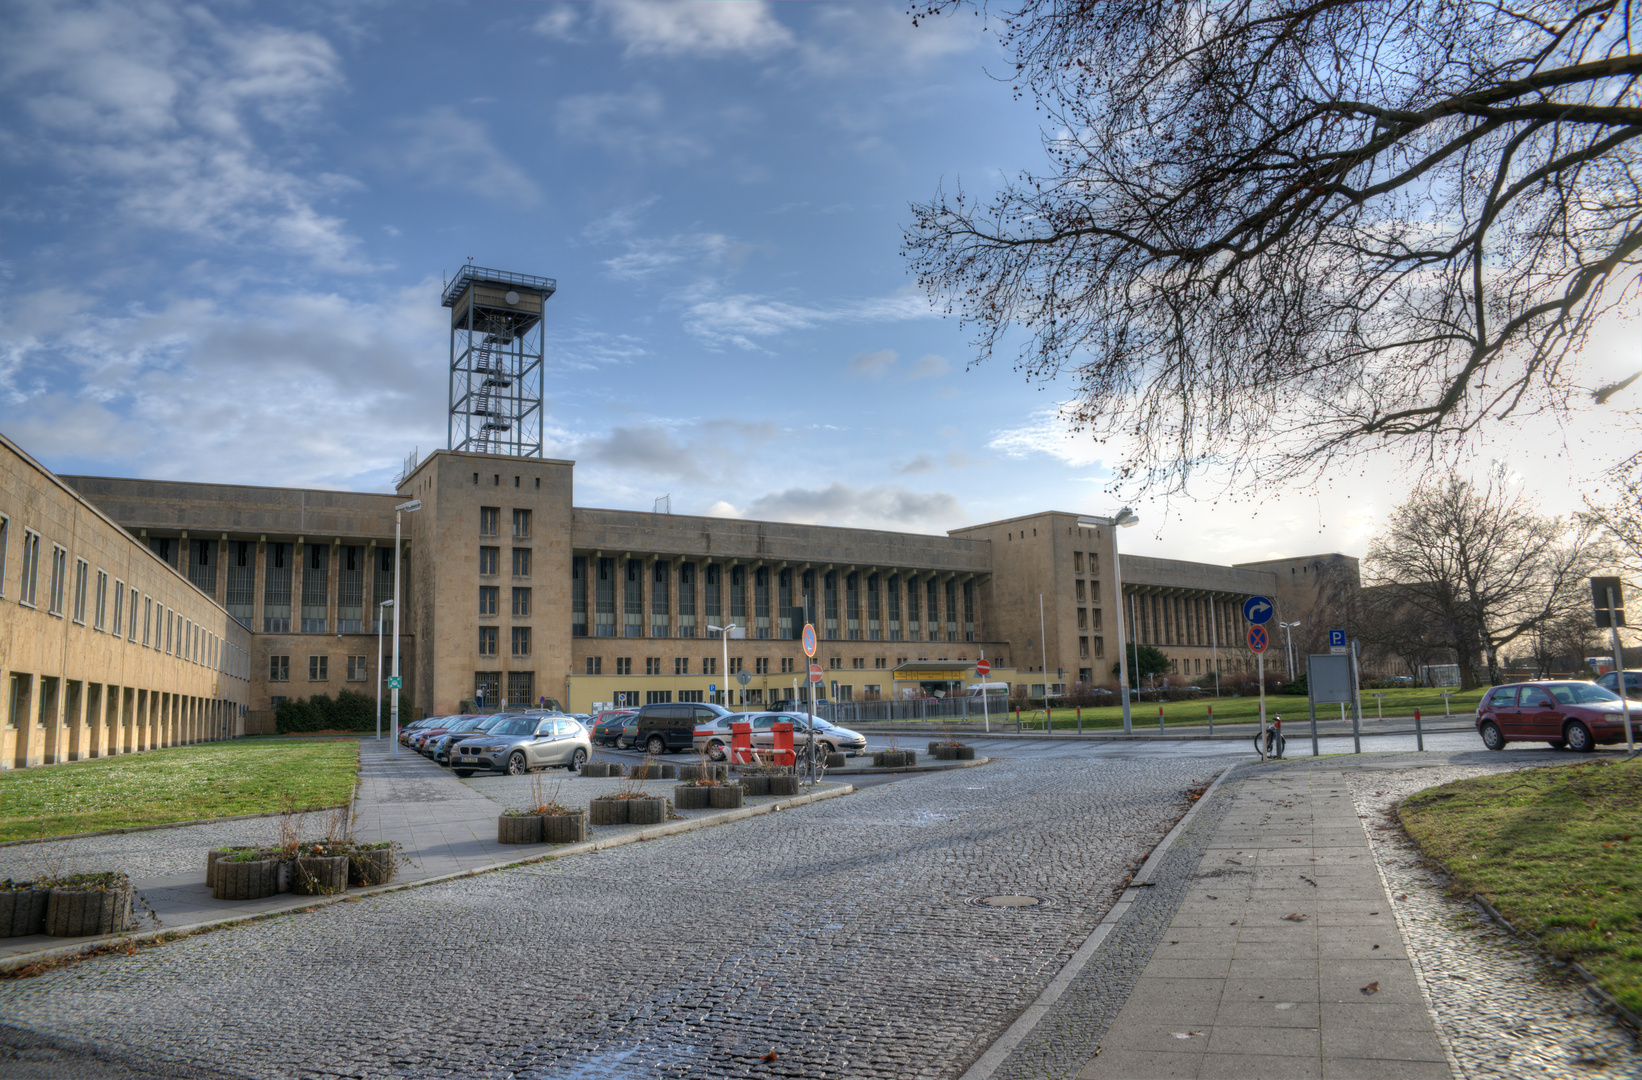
{"left": 253, "top": 539, "right": 268, "bottom": 634}
{"left": 68, "top": 680, "right": 87, "bottom": 760}
{"left": 327, "top": 539, "right": 340, "bottom": 635}
{"left": 292, "top": 539, "right": 305, "bottom": 636}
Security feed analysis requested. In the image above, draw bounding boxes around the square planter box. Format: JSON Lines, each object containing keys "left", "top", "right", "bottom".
{"left": 674, "top": 784, "right": 713, "bottom": 810}
{"left": 498, "top": 814, "right": 543, "bottom": 844}
{"left": 0, "top": 886, "right": 49, "bottom": 937}
{"left": 541, "top": 812, "right": 588, "bottom": 844}
{"left": 589, "top": 798, "right": 628, "bottom": 826}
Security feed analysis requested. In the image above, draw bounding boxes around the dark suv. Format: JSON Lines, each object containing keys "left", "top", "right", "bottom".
{"left": 634, "top": 702, "right": 733, "bottom": 755}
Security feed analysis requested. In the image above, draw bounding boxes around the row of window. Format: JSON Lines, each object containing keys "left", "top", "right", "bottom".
{"left": 477, "top": 507, "right": 531, "bottom": 539}
{"left": 569, "top": 558, "right": 978, "bottom": 642}
{"left": 606, "top": 685, "right": 880, "bottom": 708}
{"left": 478, "top": 587, "right": 531, "bottom": 617}
{"left": 1128, "top": 593, "right": 1242, "bottom": 649}
{"left": 584, "top": 655, "right": 904, "bottom": 676}
{"left": 148, "top": 537, "right": 397, "bottom": 635}
{"left": 0, "top": 517, "right": 249, "bottom": 681}
{"left": 478, "top": 547, "right": 531, "bottom": 577}
{"left": 267, "top": 655, "right": 374, "bottom": 682}
{"left": 478, "top": 627, "right": 532, "bottom": 657}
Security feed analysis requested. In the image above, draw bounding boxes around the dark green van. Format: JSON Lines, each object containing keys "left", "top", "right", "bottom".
{"left": 635, "top": 702, "right": 731, "bottom": 755}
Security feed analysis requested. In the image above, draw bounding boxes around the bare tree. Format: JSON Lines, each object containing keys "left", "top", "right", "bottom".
{"left": 1365, "top": 463, "right": 1599, "bottom": 686}
{"left": 1584, "top": 449, "right": 1642, "bottom": 576}
{"left": 905, "top": 0, "right": 1642, "bottom": 494}
{"left": 1350, "top": 582, "right": 1452, "bottom": 679}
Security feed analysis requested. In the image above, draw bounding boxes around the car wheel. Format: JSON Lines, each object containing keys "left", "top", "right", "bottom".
{"left": 1547, "top": 739, "right": 1567, "bottom": 750}
{"left": 647, "top": 735, "right": 666, "bottom": 756}
{"left": 1565, "top": 721, "right": 1595, "bottom": 753}
{"left": 568, "top": 748, "right": 588, "bottom": 772}
{"left": 708, "top": 740, "right": 727, "bottom": 762}
{"left": 454, "top": 770, "right": 473, "bottom": 778}
{"left": 1480, "top": 721, "right": 1505, "bottom": 751}
{"left": 507, "top": 751, "right": 529, "bottom": 775}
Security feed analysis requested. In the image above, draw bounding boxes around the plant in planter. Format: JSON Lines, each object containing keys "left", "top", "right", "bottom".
{"left": 213, "top": 847, "right": 283, "bottom": 900}
{"left": 610, "top": 758, "right": 667, "bottom": 824}
{"left": 348, "top": 841, "right": 401, "bottom": 886}
{"left": 290, "top": 840, "right": 350, "bottom": 895}
{"left": 0, "top": 879, "right": 50, "bottom": 938}
{"left": 43, "top": 870, "right": 138, "bottom": 937}
{"left": 675, "top": 747, "right": 740, "bottom": 809}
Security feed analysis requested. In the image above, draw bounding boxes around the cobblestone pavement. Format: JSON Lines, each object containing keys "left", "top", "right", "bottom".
{"left": 0, "top": 753, "right": 1219, "bottom": 1079}
{"left": 1348, "top": 762, "right": 1642, "bottom": 1079}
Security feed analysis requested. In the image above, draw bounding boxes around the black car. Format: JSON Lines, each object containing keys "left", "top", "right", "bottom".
{"left": 634, "top": 702, "right": 733, "bottom": 755}
{"left": 590, "top": 709, "right": 636, "bottom": 747}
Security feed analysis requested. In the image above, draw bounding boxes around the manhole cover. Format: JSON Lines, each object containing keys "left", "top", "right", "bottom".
{"left": 967, "top": 894, "right": 1053, "bottom": 909}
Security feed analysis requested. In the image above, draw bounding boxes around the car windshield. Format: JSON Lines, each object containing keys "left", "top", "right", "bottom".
{"left": 499, "top": 717, "right": 536, "bottom": 736}
{"left": 1549, "top": 684, "right": 1622, "bottom": 704}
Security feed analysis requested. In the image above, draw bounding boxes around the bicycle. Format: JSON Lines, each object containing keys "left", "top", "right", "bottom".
{"left": 1253, "top": 716, "right": 1286, "bottom": 760}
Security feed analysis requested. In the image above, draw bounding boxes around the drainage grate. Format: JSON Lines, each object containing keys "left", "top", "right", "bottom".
{"left": 967, "top": 894, "right": 1054, "bottom": 909}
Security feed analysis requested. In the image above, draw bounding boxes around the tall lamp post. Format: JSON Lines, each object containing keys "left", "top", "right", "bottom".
{"left": 708, "top": 623, "right": 739, "bottom": 708}
{"left": 1278, "top": 621, "right": 1302, "bottom": 682}
{"left": 375, "top": 598, "right": 393, "bottom": 740}
{"left": 1080, "top": 508, "right": 1140, "bottom": 733}
{"left": 389, "top": 499, "right": 421, "bottom": 759}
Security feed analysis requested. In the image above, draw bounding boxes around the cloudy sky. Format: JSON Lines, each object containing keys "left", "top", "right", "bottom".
{"left": 1, "top": 0, "right": 1634, "bottom": 566}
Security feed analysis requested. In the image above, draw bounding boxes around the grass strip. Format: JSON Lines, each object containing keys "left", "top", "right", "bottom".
{"left": 0, "top": 741, "right": 359, "bottom": 842}
{"left": 1398, "top": 757, "right": 1642, "bottom": 1017}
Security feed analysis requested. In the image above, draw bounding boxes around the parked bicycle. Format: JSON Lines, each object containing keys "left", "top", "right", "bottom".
{"left": 1254, "top": 716, "right": 1286, "bottom": 760}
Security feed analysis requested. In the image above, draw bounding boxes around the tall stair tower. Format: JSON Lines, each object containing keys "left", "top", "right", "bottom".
{"left": 443, "top": 265, "right": 556, "bottom": 456}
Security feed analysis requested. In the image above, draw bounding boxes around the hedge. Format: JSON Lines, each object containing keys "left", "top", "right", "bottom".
{"left": 276, "top": 690, "right": 412, "bottom": 733}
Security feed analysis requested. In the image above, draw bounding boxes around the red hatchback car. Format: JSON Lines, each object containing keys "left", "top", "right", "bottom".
{"left": 1476, "top": 681, "right": 1633, "bottom": 752}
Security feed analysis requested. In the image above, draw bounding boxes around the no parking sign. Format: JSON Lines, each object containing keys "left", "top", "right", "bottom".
{"left": 1248, "top": 624, "right": 1268, "bottom": 653}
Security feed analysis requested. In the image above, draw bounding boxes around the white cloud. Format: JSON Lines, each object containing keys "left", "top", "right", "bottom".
{"left": 533, "top": 6, "right": 581, "bottom": 42}
{"left": 604, "top": 233, "right": 732, "bottom": 282}
{"left": 908, "top": 353, "right": 949, "bottom": 379}
{"left": 0, "top": 0, "right": 360, "bottom": 268}
{"left": 848, "top": 349, "right": 898, "bottom": 379}
{"left": 602, "top": 0, "right": 793, "bottom": 58}
{"left": 733, "top": 482, "right": 966, "bottom": 532}
{"left": 986, "top": 407, "right": 1111, "bottom": 469}
{"left": 684, "top": 291, "right": 935, "bottom": 350}
{"left": 797, "top": 3, "right": 980, "bottom": 76}
{"left": 386, "top": 106, "right": 541, "bottom": 205}
{"left": 554, "top": 87, "right": 710, "bottom": 162}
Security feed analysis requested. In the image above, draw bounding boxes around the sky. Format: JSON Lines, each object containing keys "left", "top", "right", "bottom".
{"left": 1, "top": 0, "right": 1635, "bottom": 569}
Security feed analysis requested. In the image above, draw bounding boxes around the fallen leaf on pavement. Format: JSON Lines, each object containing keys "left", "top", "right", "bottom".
{"left": 1283, "top": 913, "right": 1309, "bottom": 921}
{"left": 761, "top": 1052, "right": 779, "bottom": 1062}
{"left": 1361, "top": 982, "right": 1379, "bottom": 995}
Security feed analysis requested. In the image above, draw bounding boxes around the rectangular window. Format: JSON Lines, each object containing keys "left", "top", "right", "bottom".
{"left": 678, "top": 562, "right": 697, "bottom": 638}
{"left": 149, "top": 537, "right": 175, "bottom": 566}
{"left": 678, "top": 689, "right": 705, "bottom": 704}
{"left": 777, "top": 568, "right": 793, "bottom": 640}
{"left": 480, "top": 506, "right": 500, "bottom": 536}
{"left": 1075, "top": 579, "right": 1086, "bottom": 602}
{"left": 836, "top": 685, "right": 854, "bottom": 702}
{"left": 264, "top": 542, "right": 292, "bottom": 632}
{"left": 347, "top": 655, "right": 369, "bottom": 681}
{"left": 0, "top": 516, "right": 6, "bottom": 599}
{"left": 875, "top": 657, "right": 887, "bottom": 668}
{"left": 92, "top": 568, "right": 109, "bottom": 629}
{"left": 270, "top": 655, "right": 289, "bottom": 682}
{"left": 1093, "top": 636, "right": 1104, "bottom": 658}
{"left": 507, "top": 671, "right": 533, "bottom": 708}
{"left": 829, "top": 656, "right": 842, "bottom": 670}
{"left": 474, "top": 671, "right": 501, "bottom": 707}
{"left": 571, "top": 556, "right": 587, "bottom": 637}
{"left": 1074, "top": 551, "right": 1084, "bottom": 573}
{"left": 852, "top": 657, "right": 865, "bottom": 669}
{"left": 846, "top": 572, "right": 860, "bottom": 640}
{"left": 867, "top": 573, "right": 881, "bottom": 640}
{"left": 585, "top": 656, "right": 602, "bottom": 675}
{"left": 18, "top": 530, "right": 40, "bottom": 607}
{"left": 755, "top": 657, "right": 769, "bottom": 674}
{"left": 300, "top": 544, "right": 329, "bottom": 633}
{"left": 824, "top": 571, "right": 839, "bottom": 640}
{"left": 512, "top": 587, "right": 531, "bottom": 617}
{"left": 142, "top": 597, "right": 152, "bottom": 645}
{"left": 729, "top": 565, "right": 747, "bottom": 625}
{"left": 674, "top": 657, "right": 689, "bottom": 675}
{"left": 478, "top": 626, "right": 498, "bottom": 656}
{"left": 906, "top": 575, "right": 920, "bottom": 640}
{"left": 624, "top": 558, "right": 643, "bottom": 637}
{"left": 1078, "top": 608, "right": 1087, "bottom": 630}
{"left": 615, "top": 657, "right": 632, "bottom": 676}
{"left": 941, "top": 579, "right": 955, "bottom": 641}
{"left": 511, "top": 627, "right": 531, "bottom": 657}
{"left": 651, "top": 561, "right": 670, "bottom": 637}
{"left": 337, "top": 545, "right": 364, "bottom": 633}
{"left": 512, "top": 509, "right": 531, "bottom": 538}
{"left": 479, "top": 586, "right": 499, "bottom": 615}
{"left": 1088, "top": 553, "right": 1099, "bottom": 575}
{"left": 373, "top": 547, "right": 396, "bottom": 632}
{"left": 513, "top": 548, "right": 532, "bottom": 577}
{"left": 479, "top": 547, "right": 500, "bottom": 575}
{"left": 702, "top": 657, "right": 717, "bottom": 675}
{"left": 753, "top": 566, "right": 770, "bottom": 639}
{"left": 780, "top": 657, "right": 793, "bottom": 674}
{"left": 73, "top": 558, "right": 90, "bottom": 624}
{"left": 646, "top": 689, "right": 673, "bottom": 705}
{"left": 1080, "top": 636, "right": 1090, "bottom": 659}
{"left": 887, "top": 574, "right": 901, "bottom": 641}
{"left": 112, "top": 579, "right": 125, "bottom": 636}
{"left": 188, "top": 539, "right": 216, "bottom": 594}
{"left": 728, "top": 656, "right": 743, "bottom": 674}
{"left": 225, "top": 542, "right": 254, "bottom": 628}
{"left": 645, "top": 657, "right": 660, "bottom": 675}
{"left": 704, "top": 564, "right": 722, "bottom": 631}
{"left": 128, "top": 588, "right": 138, "bottom": 640}
{"left": 595, "top": 557, "right": 616, "bottom": 637}
{"left": 49, "top": 546, "right": 68, "bottom": 616}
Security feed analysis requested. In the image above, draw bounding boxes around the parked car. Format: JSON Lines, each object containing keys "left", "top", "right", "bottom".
{"left": 410, "top": 715, "right": 479, "bottom": 754}
{"left": 1475, "top": 680, "right": 1633, "bottom": 752}
{"left": 1595, "top": 669, "right": 1642, "bottom": 701}
{"left": 590, "top": 710, "right": 636, "bottom": 747}
{"left": 420, "top": 715, "right": 489, "bottom": 757}
{"left": 693, "top": 714, "right": 739, "bottom": 761}
{"left": 635, "top": 702, "right": 733, "bottom": 755}
{"left": 398, "top": 716, "right": 445, "bottom": 746}
{"left": 451, "top": 715, "right": 590, "bottom": 776}
{"left": 430, "top": 713, "right": 515, "bottom": 765}
{"left": 750, "top": 712, "right": 867, "bottom": 757}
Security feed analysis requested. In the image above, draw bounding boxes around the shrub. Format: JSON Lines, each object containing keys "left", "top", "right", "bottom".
{"left": 276, "top": 690, "right": 408, "bottom": 733}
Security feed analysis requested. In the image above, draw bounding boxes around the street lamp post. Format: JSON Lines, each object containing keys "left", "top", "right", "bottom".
{"left": 708, "top": 623, "right": 739, "bottom": 708}
{"left": 376, "top": 598, "right": 393, "bottom": 740}
{"left": 389, "top": 499, "right": 421, "bottom": 759}
{"left": 1081, "top": 508, "right": 1139, "bottom": 733}
{"left": 1278, "top": 621, "right": 1302, "bottom": 682}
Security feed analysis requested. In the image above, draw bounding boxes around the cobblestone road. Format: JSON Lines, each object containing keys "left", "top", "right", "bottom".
{"left": 0, "top": 754, "right": 1219, "bottom": 1079}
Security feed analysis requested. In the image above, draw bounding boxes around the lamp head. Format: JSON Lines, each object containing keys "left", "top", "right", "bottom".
{"left": 1114, "top": 507, "right": 1139, "bottom": 528}
{"left": 396, "top": 499, "right": 422, "bottom": 513}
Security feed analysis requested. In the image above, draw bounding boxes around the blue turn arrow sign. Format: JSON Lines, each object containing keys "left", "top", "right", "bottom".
{"left": 1243, "top": 595, "right": 1274, "bottom": 624}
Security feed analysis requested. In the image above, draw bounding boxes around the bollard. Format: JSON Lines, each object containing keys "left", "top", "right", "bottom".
{"left": 1158, "top": 704, "right": 1165, "bottom": 734}
{"left": 1414, "top": 707, "right": 1424, "bottom": 752}
{"left": 1046, "top": 706, "right": 1053, "bottom": 732}
{"left": 1015, "top": 707, "right": 1021, "bottom": 734}
{"left": 1077, "top": 706, "right": 1082, "bottom": 735}
{"left": 1207, "top": 703, "right": 1213, "bottom": 737}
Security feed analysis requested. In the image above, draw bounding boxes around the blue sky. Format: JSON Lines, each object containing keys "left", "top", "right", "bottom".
{"left": 1, "top": 0, "right": 1631, "bottom": 565}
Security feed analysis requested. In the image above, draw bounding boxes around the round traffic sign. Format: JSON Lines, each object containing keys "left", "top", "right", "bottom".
{"left": 808, "top": 663, "right": 824, "bottom": 682}
{"left": 1248, "top": 624, "right": 1269, "bottom": 653}
{"left": 975, "top": 659, "right": 991, "bottom": 677}
{"left": 801, "top": 623, "right": 817, "bottom": 657}
{"left": 1243, "top": 596, "right": 1274, "bottom": 623}
{"left": 737, "top": 670, "right": 751, "bottom": 686}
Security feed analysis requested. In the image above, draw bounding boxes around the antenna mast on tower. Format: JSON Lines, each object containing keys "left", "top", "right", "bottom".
{"left": 442, "top": 265, "right": 556, "bottom": 456}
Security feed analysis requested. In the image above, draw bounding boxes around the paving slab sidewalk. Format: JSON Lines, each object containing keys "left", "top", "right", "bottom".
{"left": 1077, "top": 765, "right": 1451, "bottom": 1080}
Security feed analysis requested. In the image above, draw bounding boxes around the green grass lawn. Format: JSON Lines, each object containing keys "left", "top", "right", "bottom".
{"left": 949, "top": 686, "right": 1486, "bottom": 730}
{"left": 1399, "top": 757, "right": 1642, "bottom": 1016}
{"left": 0, "top": 741, "right": 359, "bottom": 842}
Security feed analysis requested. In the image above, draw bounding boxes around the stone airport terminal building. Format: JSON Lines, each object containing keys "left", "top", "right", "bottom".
{"left": 2, "top": 429, "right": 1355, "bottom": 766}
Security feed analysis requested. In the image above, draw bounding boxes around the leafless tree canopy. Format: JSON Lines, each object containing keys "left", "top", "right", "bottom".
{"left": 1364, "top": 463, "right": 1599, "bottom": 686}
{"left": 905, "top": 0, "right": 1642, "bottom": 493}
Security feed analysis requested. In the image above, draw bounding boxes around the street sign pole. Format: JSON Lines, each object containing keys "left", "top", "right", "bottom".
{"left": 803, "top": 624, "right": 818, "bottom": 780}
{"left": 977, "top": 655, "right": 991, "bottom": 733}
{"left": 1350, "top": 638, "right": 1364, "bottom": 754}
{"left": 1607, "top": 586, "right": 1633, "bottom": 752}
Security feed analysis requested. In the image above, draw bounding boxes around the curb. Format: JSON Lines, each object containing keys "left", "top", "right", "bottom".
{"left": 0, "top": 783, "right": 854, "bottom": 976}
{"left": 958, "top": 760, "right": 1242, "bottom": 1080}
{"left": 0, "top": 804, "right": 354, "bottom": 850}
{"left": 826, "top": 756, "right": 992, "bottom": 777}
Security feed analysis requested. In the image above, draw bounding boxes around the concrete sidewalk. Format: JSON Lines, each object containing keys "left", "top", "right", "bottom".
{"left": 1077, "top": 765, "right": 1449, "bottom": 1079}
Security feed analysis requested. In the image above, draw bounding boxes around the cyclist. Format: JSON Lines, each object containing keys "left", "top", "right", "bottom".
{"left": 1255, "top": 715, "right": 1285, "bottom": 759}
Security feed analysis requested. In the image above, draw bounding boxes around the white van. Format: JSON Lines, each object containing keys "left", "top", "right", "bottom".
{"left": 966, "top": 682, "right": 1010, "bottom": 698}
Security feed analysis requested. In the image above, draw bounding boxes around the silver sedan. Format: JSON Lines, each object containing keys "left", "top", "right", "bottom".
{"left": 452, "top": 715, "right": 590, "bottom": 776}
